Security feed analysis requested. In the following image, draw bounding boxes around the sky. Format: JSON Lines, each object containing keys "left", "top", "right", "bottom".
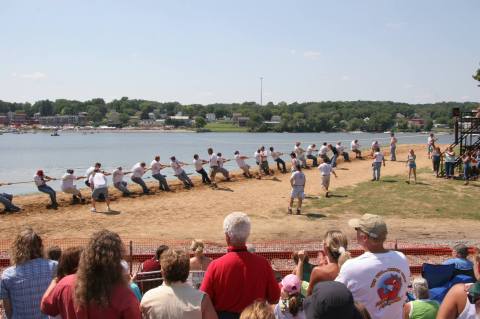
{"left": 1, "top": 0, "right": 479, "bottom": 105}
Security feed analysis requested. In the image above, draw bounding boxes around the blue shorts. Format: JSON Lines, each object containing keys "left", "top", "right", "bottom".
{"left": 409, "top": 163, "right": 416, "bottom": 169}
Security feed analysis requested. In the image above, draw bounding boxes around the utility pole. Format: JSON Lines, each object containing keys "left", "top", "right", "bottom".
{"left": 260, "top": 77, "right": 263, "bottom": 106}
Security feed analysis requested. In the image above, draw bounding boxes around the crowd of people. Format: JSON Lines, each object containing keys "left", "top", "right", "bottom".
{"left": 1, "top": 212, "right": 479, "bottom": 319}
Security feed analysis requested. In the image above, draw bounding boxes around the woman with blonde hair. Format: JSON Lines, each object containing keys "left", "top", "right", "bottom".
{"left": 240, "top": 300, "right": 275, "bottom": 319}
{"left": 190, "top": 239, "right": 212, "bottom": 271}
{"left": 307, "top": 230, "right": 351, "bottom": 296}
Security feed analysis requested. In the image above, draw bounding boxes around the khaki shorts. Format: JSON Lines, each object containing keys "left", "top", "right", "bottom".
{"left": 63, "top": 187, "right": 80, "bottom": 196}
{"left": 321, "top": 175, "right": 330, "bottom": 189}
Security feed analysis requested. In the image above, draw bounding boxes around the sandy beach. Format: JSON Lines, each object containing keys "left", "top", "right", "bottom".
{"left": 1, "top": 144, "right": 479, "bottom": 244}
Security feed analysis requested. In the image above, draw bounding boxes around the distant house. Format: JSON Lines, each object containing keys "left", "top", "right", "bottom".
{"left": 168, "top": 115, "right": 191, "bottom": 126}
{"left": 139, "top": 119, "right": 155, "bottom": 126}
{"left": 408, "top": 118, "right": 425, "bottom": 128}
{"left": 0, "top": 115, "right": 7, "bottom": 126}
{"left": 270, "top": 115, "right": 281, "bottom": 122}
{"left": 237, "top": 117, "right": 250, "bottom": 127}
{"left": 396, "top": 113, "right": 406, "bottom": 119}
{"left": 232, "top": 113, "right": 242, "bottom": 122}
{"left": 148, "top": 112, "right": 156, "bottom": 120}
{"left": 39, "top": 115, "right": 80, "bottom": 126}
{"left": 206, "top": 113, "right": 216, "bottom": 122}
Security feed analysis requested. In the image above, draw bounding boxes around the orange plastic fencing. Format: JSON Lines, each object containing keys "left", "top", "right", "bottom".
{"left": 0, "top": 238, "right": 465, "bottom": 278}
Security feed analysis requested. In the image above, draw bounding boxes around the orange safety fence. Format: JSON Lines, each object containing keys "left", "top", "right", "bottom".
{"left": 0, "top": 238, "right": 470, "bottom": 278}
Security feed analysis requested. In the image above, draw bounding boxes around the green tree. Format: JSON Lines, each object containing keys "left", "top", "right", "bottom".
{"left": 194, "top": 116, "right": 206, "bottom": 128}
{"left": 34, "top": 100, "right": 54, "bottom": 116}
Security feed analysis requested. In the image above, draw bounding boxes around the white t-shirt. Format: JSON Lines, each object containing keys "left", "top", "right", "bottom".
{"left": 427, "top": 136, "right": 435, "bottom": 145}
{"left": 170, "top": 160, "right": 184, "bottom": 175}
{"left": 336, "top": 144, "right": 344, "bottom": 153}
{"left": 318, "top": 163, "right": 333, "bottom": 176}
{"left": 150, "top": 160, "right": 163, "bottom": 175}
{"left": 209, "top": 154, "right": 218, "bottom": 168}
{"left": 61, "top": 173, "right": 76, "bottom": 191}
{"left": 112, "top": 169, "right": 124, "bottom": 184}
{"left": 306, "top": 145, "right": 316, "bottom": 156}
{"left": 319, "top": 145, "right": 328, "bottom": 155}
{"left": 271, "top": 151, "right": 280, "bottom": 160}
{"left": 336, "top": 251, "right": 410, "bottom": 319}
{"left": 85, "top": 166, "right": 95, "bottom": 180}
{"left": 351, "top": 141, "right": 359, "bottom": 151}
{"left": 254, "top": 151, "right": 261, "bottom": 163}
{"left": 217, "top": 157, "right": 225, "bottom": 168}
{"left": 373, "top": 152, "right": 384, "bottom": 163}
{"left": 34, "top": 175, "right": 45, "bottom": 187}
{"left": 235, "top": 154, "right": 247, "bottom": 168}
{"left": 294, "top": 146, "right": 304, "bottom": 157}
{"left": 89, "top": 172, "right": 107, "bottom": 189}
{"left": 131, "top": 163, "right": 145, "bottom": 178}
{"left": 193, "top": 159, "right": 204, "bottom": 171}
{"left": 291, "top": 171, "right": 305, "bottom": 186}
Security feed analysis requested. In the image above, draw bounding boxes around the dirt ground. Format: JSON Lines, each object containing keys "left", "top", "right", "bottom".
{"left": 1, "top": 144, "right": 479, "bottom": 244}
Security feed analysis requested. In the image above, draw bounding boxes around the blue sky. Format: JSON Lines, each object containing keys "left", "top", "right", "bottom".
{"left": 1, "top": 0, "right": 479, "bottom": 104}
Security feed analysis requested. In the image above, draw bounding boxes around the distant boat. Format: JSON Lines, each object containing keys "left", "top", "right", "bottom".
{"left": 51, "top": 130, "right": 60, "bottom": 136}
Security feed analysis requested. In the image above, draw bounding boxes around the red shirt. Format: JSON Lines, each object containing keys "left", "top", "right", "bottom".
{"left": 41, "top": 274, "right": 141, "bottom": 319}
{"left": 141, "top": 258, "right": 161, "bottom": 272}
{"left": 200, "top": 246, "right": 280, "bottom": 314}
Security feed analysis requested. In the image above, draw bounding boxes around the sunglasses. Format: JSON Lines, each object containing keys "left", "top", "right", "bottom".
{"left": 467, "top": 292, "right": 480, "bottom": 304}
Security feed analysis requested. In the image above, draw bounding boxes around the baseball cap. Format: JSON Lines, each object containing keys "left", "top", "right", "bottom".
{"left": 348, "top": 214, "right": 387, "bottom": 239}
{"left": 281, "top": 274, "right": 301, "bottom": 295}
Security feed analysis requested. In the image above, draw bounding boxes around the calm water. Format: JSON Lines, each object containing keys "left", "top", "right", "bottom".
{"left": 0, "top": 131, "right": 452, "bottom": 195}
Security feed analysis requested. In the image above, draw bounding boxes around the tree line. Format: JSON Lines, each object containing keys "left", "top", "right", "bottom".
{"left": 0, "top": 98, "right": 477, "bottom": 132}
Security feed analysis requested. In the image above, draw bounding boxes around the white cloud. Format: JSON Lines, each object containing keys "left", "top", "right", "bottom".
{"left": 303, "top": 50, "right": 321, "bottom": 60}
{"left": 12, "top": 72, "right": 47, "bottom": 80}
{"left": 341, "top": 75, "right": 350, "bottom": 81}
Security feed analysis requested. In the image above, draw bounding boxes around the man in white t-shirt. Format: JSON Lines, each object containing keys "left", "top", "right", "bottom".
{"left": 294, "top": 142, "right": 307, "bottom": 168}
{"left": 89, "top": 168, "right": 111, "bottom": 213}
{"left": 336, "top": 214, "right": 410, "bottom": 319}
{"left": 112, "top": 167, "right": 131, "bottom": 196}
{"left": 60, "top": 169, "right": 85, "bottom": 204}
{"left": 131, "top": 162, "right": 150, "bottom": 194}
{"left": 306, "top": 144, "right": 318, "bottom": 167}
{"left": 318, "top": 158, "right": 337, "bottom": 198}
{"left": 170, "top": 156, "right": 194, "bottom": 189}
{"left": 193, "top": 154, "right": 211, "bottom": 184}
{"left": 234, "top": 151, "right": 252, "bottom": 178}
{"left": 84, "top": 162, "right": 101, "bottom": 187}
{"left": 207, "top": 148, "right": 230, "bottom": 185}
{"left": 259, "top": 146, "right": 271, "bottom": 176}
{"left": 269, "top": 147, "right": 287, "bottom": 173}
{"left": 351, "top": 140, "right": 362, "bottom": 159}
{"left": 289, "top": 165, "right": 306, "bottom": 215}
{"left": 150, "top": 156, "right": 171, "bottom": 191}
{"left": 336, "top": 142, "right": 350, "bottom": 162}
{"left": 372, "top": 147, "right": 385, "bottom": 181}
{"left": 319, "top": 142, "right": 330, "bottom": 163}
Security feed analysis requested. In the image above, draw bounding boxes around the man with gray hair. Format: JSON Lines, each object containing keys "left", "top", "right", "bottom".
{"left": 443, "top": 243, "right": 473, "bottom": 272}
{"left": 200, "top": 212, "right": 280, "bottom": 319}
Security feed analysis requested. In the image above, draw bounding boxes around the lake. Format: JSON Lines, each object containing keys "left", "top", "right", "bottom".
{"left": 0, "top": 131, "right": 452, "bottom": 195}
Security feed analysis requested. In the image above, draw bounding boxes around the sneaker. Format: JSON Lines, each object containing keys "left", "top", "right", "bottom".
{"left": 90, "top": 208, "right": 96, "bottom": 213}
{"left": 296, "top": 209, "right": 301, "bottom": 215}
{"left": 287, "top": 207, "right": 293, "bottom": 215}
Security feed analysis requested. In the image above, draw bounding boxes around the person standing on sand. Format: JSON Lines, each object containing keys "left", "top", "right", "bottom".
{"left": 289, "top": 165, "right": 306, "bottom": 215}
{"left": 371, "top": 147, "right": 385, "bottom": 181}
{"left": 112, "top": 167, "right": 132, "bottom": 196}
{"left": 328, "top": 144, "right": 339, "bottom": 168}
{"left": 84, "top": 162, "right": 101, "bottom": 187}
{"left": 89, "top": 168, "right": 111, "bottom": 213}
{"left": 193, "top": 154, "right": 212, "bottom": 184}
{"left": 208, "top": 148, "right": 230, "bottom": 186}
{"left": 318, "top": 157, "right": 337, "bottom": 198}
{"left": 319, "top": 142, "right": 330, "bottom": 164}
{"left": 170, "top": 156, "right": 194, "bottom": 189}
{"left": 371, "top": 141, "right": 379, "bottom": 156}
{"left": 306, "top": 144, "right": 319, "bottom": 167}
{"left": 34, "top": 170, "right": 58, "bottom": 209}
{"left": 294, "top": 142, "right": 307, "bottom": 168}
{"left": 259, "top": 146, "right": 271, "bottom": 176}
{"left": 406, "top": 149, "right": 417, "bottom": 184}
{"left": 151, "top": 156, "right": 171, "bottom": 191}
{"left": 337, "top": 142, "right": 350, "bottom": 162}
{"left": 234, "top": 151, "right": 253, "bottom": 178}
{"left": 290, "top": 152, "right": 299, "bottom": 172}
{"left": 431, "top": 146, "right": 442, "bottom": 178}
{"left": 351, "top": 140, "right": 362, "bottom": 159}
{"left": 270, "top": 147, "right": 287, "bottom": 173}
{"left": 390, "top": 133, "right": 398, "bottom": 161}
{"left": 131, "top": 162, "right": 150, "bottom": 194}
{"left": 444, "top": 147, "right": 456, "bottom": 179}
{"left": 427, "top": 133, "right": 437, "bottom": 159}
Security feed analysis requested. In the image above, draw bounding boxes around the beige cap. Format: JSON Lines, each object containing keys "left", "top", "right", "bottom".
{"left": 348, "top": 214, "right": 387, "bottom": 239}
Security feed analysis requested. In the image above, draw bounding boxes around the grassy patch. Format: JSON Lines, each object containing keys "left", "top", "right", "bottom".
{"left": 306, "top": 172, "right": 480, "bottom": 220}
{"left": 204, "top": 122, "right": 249, "bottom": 132}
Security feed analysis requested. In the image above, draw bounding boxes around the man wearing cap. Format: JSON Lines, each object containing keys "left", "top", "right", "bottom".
{"left": 335, "top": 214, "right": 410, "bottom": 319}
{"left": 443, "top": 243, "right": 474, "bottom": 273}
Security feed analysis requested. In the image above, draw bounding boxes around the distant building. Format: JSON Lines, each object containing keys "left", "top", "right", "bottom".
{"left": 168, "top": 115, "right": 191, "bottom": 126}
{"left": 0, "top": 115, "right": 7, "bottom": 126}
{"left": 106, "top": 111, "right": 121, "bottom": 126}
{"left": 232, "top": 113, "right": 242, "bottom": 122}
{"left": 408, "top": 118, "right": 425, "bottom": 128}
{"left": 139, "top": 119, "right": 156, "bottom": 126}
{"left": 396, "top": 113, "right": 406, "bottom": 119}
{"left": 237, "top": 117, "right": 250, "bottom": 127}
{"left": 270, "top": 115, "right": 281, "bottom": 122}
{"left": 39, "top": 115, "right": 80, "bottom": 126}
{"left": 206, "top": 113, "right": 216, "bottom": 122}
{"left": 148, "top": 112, "right": 156, "bottom": 120}
{"left": 11, "top": 112, "right": 28, "bottom": 125}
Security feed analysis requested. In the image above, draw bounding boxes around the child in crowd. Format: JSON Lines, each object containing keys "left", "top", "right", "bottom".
{"left": 274, "top": 274, "right": 305, "bottom": 319}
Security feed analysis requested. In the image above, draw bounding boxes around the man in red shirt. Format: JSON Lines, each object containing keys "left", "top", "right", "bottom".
{"left": 200, "top": 212, "right": 280, "bottom": 319}
{"left": 140, "top": 245, "right": 169, "bottom": 272}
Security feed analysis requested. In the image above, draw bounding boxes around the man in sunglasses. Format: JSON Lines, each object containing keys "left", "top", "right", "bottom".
{"left": 335, "top": 214, "right": 410, "bottom": 319}
{"left": 437, "top": 281, "right": 480, "bottom": 319}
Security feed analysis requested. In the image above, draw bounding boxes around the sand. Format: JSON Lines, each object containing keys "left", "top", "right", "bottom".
{"left": 1, "top": 144, "right": 478, "bottom": 244}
